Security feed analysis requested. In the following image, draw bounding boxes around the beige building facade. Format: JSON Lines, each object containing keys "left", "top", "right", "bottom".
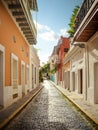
{"left": 86, "top": 32, "right": 98, "bottom": 104}
{"left": 64, "top": 46, "right": 86, "bottom": 99}
{"left": 29, "top": 46, "right": 40, "bottom": 91}
{"left": 64, "top": 0, "right": 98, "bottom": 104}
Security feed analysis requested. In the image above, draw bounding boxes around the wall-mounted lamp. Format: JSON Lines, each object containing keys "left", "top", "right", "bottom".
{"left": 69, "top": 36, "right": 85, "bottom": 48}
{"left": 71, "top": 43, "right": 85, "bottom": 48}
{"left": 13, "top": 36, "right": 16, "bottom": 43}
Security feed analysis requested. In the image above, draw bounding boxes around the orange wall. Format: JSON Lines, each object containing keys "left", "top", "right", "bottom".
{"left": 0, "top": 1, "right": 29, "bottom": 86}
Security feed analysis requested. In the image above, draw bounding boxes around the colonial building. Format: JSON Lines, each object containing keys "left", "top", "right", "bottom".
{"left": 29, "top": 45, "right": 40, "bottom": 91}
{"left": 0, "top": 0, "right": 38, "bottom": 108}
{"left": 64, "top": 45, "right": 85, "bottom": 94}
{"left": 49, "top": 36, "right": 70, "bottom": 85}
{"left": 64, "top": 0, "right": 98, "bottom": 104}
{"left": 57, "top": 36, "right": 70, "bottom": 86}
{"left": 49, "top": 45, "right": 60, "bottom": 83}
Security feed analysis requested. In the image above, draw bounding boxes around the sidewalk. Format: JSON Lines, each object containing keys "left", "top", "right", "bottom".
{"left": 49, "top": 80, "right": 98, "bottom": 126}
{"left": 0, "top": 85, "right": 43, "bottom": 129}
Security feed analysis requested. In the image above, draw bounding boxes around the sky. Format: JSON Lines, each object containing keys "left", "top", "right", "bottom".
{"left": 32, "top": 0, "right": 83, "bottom": 66}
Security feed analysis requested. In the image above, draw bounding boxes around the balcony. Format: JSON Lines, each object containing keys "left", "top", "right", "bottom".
{"left": 55, "top": 59, "right": 60, "bottom": 64}
{"left": 3, "top": 0, "right": 38, "bottom": 45}
{"left": 54, "top": 58, "right": 61, "bottom": 68}
{"left": 74, "top": 0, "right": 98, "bottom": 42}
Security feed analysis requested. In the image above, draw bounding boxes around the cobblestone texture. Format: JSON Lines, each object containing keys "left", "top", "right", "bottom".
{"left": 4, "top": 80, "right": 97, "bottom": 130}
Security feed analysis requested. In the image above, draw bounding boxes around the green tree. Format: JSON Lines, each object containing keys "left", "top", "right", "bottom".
{"left": 67, "top": 6, "right": 80, "bottom": 37}
{"left": 39, "top": 63, "right": 50, "bottom": 82}
{"left": 39, "top": 69, "right": 43, "bottom": 82}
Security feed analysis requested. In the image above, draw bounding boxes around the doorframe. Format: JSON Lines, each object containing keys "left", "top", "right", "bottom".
{"left": 0, "top": 44, "right": 5, "bottom": 106}
{"left": 11, "top": 53, "right": 18, "bottom": 95}
{"left": 71, "top": 71, "right": 75, "bottom": 91}
{"left": 32, "top": 63, "right": 34, "bottom": 89}
{"left": 94, "top": 62, "right": 98, "bottom": 103}
{"left": 78, "top": 69, "right": 83, "bottom": 94}
{"left": 21, "top": 60, "right": 25, "bottom": 96}
{"left": 26, "top": 64, "right": 29, "bottom": 92}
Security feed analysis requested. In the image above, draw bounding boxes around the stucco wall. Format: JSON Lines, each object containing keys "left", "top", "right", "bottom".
{"left": 87, "top": 34, "right": 98, "bottom": 104}
{"left": 0, "top": 1, "right": 29, "bottom": 86}
{"left": 29, "top": 46, "right": 40, "bottom": 90}
{"left": 70, "top": 48, "right": 86, "bottom": 97}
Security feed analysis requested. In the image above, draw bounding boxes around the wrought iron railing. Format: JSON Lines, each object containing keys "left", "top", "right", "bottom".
{"left": 19, "top": 0, "right": 37, "bottom": 35}
{"left": 75, "top": 0, "right": 95, "bottom": 32}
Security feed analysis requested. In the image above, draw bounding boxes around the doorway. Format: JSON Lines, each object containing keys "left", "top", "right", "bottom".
{"left": 21, "top": 63, "right": 25, "bottom": 96}
{"left": 68, "top": 71, "right": 70, "bottom": 90}
{"left": 0, "top": 51, "right": 4, "bottom": 107}
{"left": 78, "top": 69, "right": 83, "bottom": 94}
{"left": 32, "top": 64, "right": 34, "bottom": 89}
{"left": 26, "top": 66, "right": 29, "bottom": 92}
{"left": 72, "top": 72, "right": 75, "bottom": 91}
{"left": 94, "top": 62, "right": 98, "bottom": 103}
{"left": 11, "top": 54, "right": 18, "bottom": 99}
{"left": 12, "top": 59, "right": 18, "bottom": 89}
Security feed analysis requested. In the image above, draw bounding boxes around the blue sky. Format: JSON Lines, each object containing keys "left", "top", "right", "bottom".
{"left": 33, "top": 0, "right": 83, "bottom": 65}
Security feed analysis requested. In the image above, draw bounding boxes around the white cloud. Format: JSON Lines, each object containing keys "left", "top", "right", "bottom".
{"left": 38, "top": 30, "right": 57, "bottom": 42}
{"left": 34, "top": 21, "right": 70, "bottom": 65}
{"left": 34, "top": 20, "right": 51, "bottom": 32}
{"left": 34, "top": 21, "right": 69, "bottom": 43}
{"left": 37, "top": 23, "right": 50, "bottom": 31}
{"left": 59, "top": 28, "right": 69, "bottom": 37}
{"left": 34, "top": 21, "right": 58, "bottom": 42}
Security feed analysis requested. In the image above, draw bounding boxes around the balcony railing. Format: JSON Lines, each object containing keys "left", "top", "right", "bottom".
{"left": 19, "top": 0, "right": 37, "bottom": 38}
{"left": 55, "top": 58, "right": 61, "bottom": 65}
{"left": 75, "top": 0, "right": 95, "bottom": 32}
{"left": 3, "top": 0, "right": 38, "bottom": 45}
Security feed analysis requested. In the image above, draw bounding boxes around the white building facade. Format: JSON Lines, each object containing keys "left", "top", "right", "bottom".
{"left": 64, "top": 0, "right": 98, "bottom": 104}
{"left": 29, "top": 46, "right": 40, "bottom": 91}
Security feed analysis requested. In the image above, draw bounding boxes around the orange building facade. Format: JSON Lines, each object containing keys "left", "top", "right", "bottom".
{"left": 0, "top": 0, "right": 38, "bottom": 108}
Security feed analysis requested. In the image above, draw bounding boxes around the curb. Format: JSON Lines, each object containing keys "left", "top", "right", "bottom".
{"left": 0, "top": 86, "right": 43, "bottom": 129}
{"left": 49, "top": 80, "right": 98, "bottom": 126}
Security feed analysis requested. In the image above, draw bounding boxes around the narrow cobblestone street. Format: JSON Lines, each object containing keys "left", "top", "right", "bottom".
{"left": 4, "top": 80, "right": 97, "bottom": 130}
